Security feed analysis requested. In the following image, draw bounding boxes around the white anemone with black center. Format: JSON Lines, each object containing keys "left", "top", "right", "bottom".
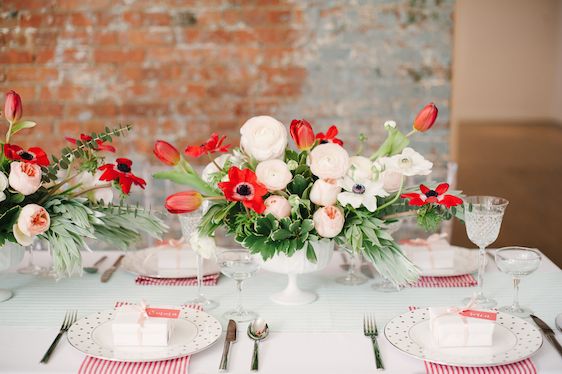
{"left": 386, "top": 147, "right": 433, "bottom": 176}
{"left": 337, "top": 174, "right": 389, "bottom": 212}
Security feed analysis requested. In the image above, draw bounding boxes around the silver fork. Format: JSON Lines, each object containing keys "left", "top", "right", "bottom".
{"left": 364, "top": 313, "right": 384, "bottom": 370}
{"left": 40, "top": 310, "right": 78, "bottom": 364}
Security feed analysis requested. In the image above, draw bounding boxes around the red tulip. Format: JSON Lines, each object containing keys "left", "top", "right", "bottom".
{"left": 154, "top": 140, "right": 180, "bottom": 166}
{"left": 4, "top": 90, "right": 22, "bottom": 123}
{"left": 290, "top": 119, "right": 315, "bottom": 150}
{"left": 165, "top": 191, "right": 203, "bottom": 214}
{"left": 413, "top": 103, "right": 438, "bottom": 132}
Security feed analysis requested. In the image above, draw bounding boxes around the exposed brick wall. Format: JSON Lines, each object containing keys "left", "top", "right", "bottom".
{"left": 0, "top": 0, "right": 453, "bottom": 164}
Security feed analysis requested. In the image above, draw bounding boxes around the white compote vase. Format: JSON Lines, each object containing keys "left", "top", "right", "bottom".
{"left": 0, "top": 242, "right": 25, "bottom": 302}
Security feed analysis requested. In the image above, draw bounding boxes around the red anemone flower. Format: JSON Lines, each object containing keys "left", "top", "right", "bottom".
{"left": 218, "top": 167, "right": 268, "bottom": 214}
{"left": 185, "top": 133, "right": 231, "bottom": 158}
{"left": 401, "top": 183, "right": 463, "bottom": 208}
{"left": 98, "top": 158, "right": 146, "bottom": 195}
{"left": 4, "top": 144, "right": 49, "bottom": 166}
{"left": 65, "top": 134, "right": 116, "bottom": 152}
{"left": 315, "top": 125, "right": 343, "bottom": 146}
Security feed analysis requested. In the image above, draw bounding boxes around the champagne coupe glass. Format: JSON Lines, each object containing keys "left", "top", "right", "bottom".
{"left": 217, "top": 249, "right": 260, "bottom": 322}
{"left": 462, "top": 196, "right": 509, "bottom": 308}
{"left": 495, "top": 247, "right": 541, "bottom": 317}
{"left": 336, "top": 246, "right": 367, "bottom": 285}
{"left": 179, "top": 211, "right": 219, "bottom": 310}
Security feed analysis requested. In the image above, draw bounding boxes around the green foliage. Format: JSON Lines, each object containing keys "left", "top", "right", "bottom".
{"left": 153, "top": 169, "right": 219, "bottom": 196}
{"left": 10, "top": 120, "right": 37, "bottom": 137}
{"left": 0, "top": 206, "right": 21, "bottom": 246}
{"left": 370, "top": 125, "right": 409, "bottom": 159}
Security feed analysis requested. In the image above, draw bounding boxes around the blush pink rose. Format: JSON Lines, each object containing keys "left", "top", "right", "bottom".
{"left": 264, "top": 195, "right": 291, "bottom": 219}
{"left": 310, "top": 178, "right": 341, "bottom": 206}
{"left": 9, "top": 161, "right": 42, "bottom": 195}
{"left": 313, "top": 206, "right": 344, "bottom": 238}
{"left": 13, "top": 204, "right": 50, "bottom": 246}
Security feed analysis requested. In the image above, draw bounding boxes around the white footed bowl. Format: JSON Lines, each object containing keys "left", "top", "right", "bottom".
{"left": 256, "top": 240, "right": 334, "bottom": 306}
{"left": 0, "top": 242, "right": 25, "bottom": 302}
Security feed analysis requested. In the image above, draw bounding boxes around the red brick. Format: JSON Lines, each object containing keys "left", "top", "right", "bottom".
{"left": 94, "top": 49, "right": 145, "bottom": 63}
{"left": 5, "top": 66, "right": 58, "bottom": 81}
{"left": 69, "top": 13, "right": 96, "bottom": 27}
{"left": 0, "top": 51, "right": 34, "bottom": 63}
{"left": 25, "top": 101, "right": 64, "bottom": 117}
{"left": 0, "top": 85, "right": 36, "bottom": 101}
{"left": 123, "top": 29, "right": 175, "bottom": 45}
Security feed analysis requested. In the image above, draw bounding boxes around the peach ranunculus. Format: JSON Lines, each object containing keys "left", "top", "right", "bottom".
{"left": 8, "top": 161, "right": 42, "bottom": 195}
{"left": 13, "top": 204, "right": 50, "bottom": 246}
{"left": 313, "top": 206, "right": 344, "bottom": 238}
{"left": 264, "top": 195, "right": 291, "bottom": 219}
{"left": 310, "top": 178, "right": 341, "bottom": 206}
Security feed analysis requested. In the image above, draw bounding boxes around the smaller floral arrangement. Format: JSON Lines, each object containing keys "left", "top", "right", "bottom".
{"left": 154, "top": 103, "right": 463, "bottom": 285}
{"left": 0, "top": 90, "right": 167, "bottom": 276}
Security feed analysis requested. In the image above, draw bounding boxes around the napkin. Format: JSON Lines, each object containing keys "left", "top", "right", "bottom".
{"left": 408, "top": 307, "right": 537, "bottom": 374}
{"left": 402, "top": 234, "right": 456, "bottom": 270}
{"left": 77, "top": 302, "right": 200, "bottom": 374}
{"left": 429, "top": 306, "right": 496, "bottom": 347}
{"left": 135, "top": 273, "right": 220, "bottom": 286}
{"left": 410, "top": 274, "right": 477, "bottom": 288}
{"left": 112, "top": 303, "right": 175, "bottom": 347}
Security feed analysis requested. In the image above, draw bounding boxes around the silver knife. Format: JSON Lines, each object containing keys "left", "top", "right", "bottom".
{"left": 530, "top": 314, "right": 562, "bottom": 357}
{"left": 219, "top": 319, "right": 237, "bottom": 371}
{"left": 100, "top": 255, "right": 125, "bottom": 283}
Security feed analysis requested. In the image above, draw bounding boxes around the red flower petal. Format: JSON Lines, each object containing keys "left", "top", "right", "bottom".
{"left": 407, "top": 197, "right": 427, "bottom": 206}
{"left": 116, "top": 158, "right": 133, "bottom": 167}
{"left": 439, "top": 194, "right": 463, "bottom": 208}
{"left": 244, "top": 198, "right": 266, "bottom": 214}
{"left": 435, "top": 183, "right": 449, "bottom": 195}
{"left": 419, "top": 184, "right": 430, "bottom": 194}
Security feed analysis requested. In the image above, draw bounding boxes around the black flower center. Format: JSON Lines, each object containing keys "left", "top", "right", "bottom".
{"left": 117, "top": 163, "right": 131, "bottom": 173}
{"left": 319, "top": 139, "right": 328, "bottom": 144}
{"left": 236, "top": 183, "right": 253, "bottom": 197}
{"left": 19, "top": 151, "right": 34, "bottom": 161}
{"left": 425, "top": 190, "right": 438, "bottom": 197}
{"left": 352, "top": 184, "right": 366, "bottom": 194}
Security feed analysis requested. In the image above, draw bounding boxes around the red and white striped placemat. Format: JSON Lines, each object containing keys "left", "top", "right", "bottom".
{"left": 407, "top": 306, "right": 537, "bottom": 374}
{"left": 410, "top": 274, "right": 477, "bottom": 288}
{"left": 77, "top": 302, "right": 201, "bottom": 374}
{"left": 135, "top": 273, "right": 220, "bottom": 286}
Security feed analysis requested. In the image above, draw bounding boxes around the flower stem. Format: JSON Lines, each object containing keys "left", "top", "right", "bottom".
{"left": 382, "top": 210, "right": 418, "bottom": 220}
{"left": 5, "top": 121, "right": 13, "bottom": 144}
{"left": 207, "top": 153, "right": 223, "bottom": 173}
{"left": 375, "top": 176, "right": 405, "bottom": 212}
{"left": 406, "top": 129, "right": 417, "bottom": 137}
{"left": 71, "top": 183, "right": 112, "bottom": 198}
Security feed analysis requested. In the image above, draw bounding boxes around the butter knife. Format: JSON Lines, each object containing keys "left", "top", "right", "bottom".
{"left": 530, "top": 314, "right": 562, "bottom": 357}
{"left": 219, "top": 319, "right": 237, "bottom": 371}
{"left": 100, "top": 255, "right": 125, "bottom": 283}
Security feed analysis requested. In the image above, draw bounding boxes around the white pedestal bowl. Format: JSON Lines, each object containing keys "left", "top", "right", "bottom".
{"left": 0, "top": 242, "right": 25, "bottom": 302}
{"left": 256, "top": 240, "right": 334, "bottom": 306}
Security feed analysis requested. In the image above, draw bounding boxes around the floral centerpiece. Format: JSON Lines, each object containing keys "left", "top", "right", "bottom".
{"left": 154, "top": 103, "right": 462, "bottom": 286}
{"left": 0, "top": 90, "right": 167, "bottom": 277}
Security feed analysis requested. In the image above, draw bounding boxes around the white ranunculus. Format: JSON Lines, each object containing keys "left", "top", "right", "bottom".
{"left": 9, "top": 162, "right": 42, "bottom": 195}
{"left": 373, "top": 156, "right": 403, "bottom": 192}
{"left": 189, "top": 232, "right": 216, "bottom": 260}
{"left": 255, "top": 159, "right": 292, "bottom": 191}
{"left": 0, "top": 172, "right": 8, "bottom": 202}
{"left": 201, "top": 154, "right": 231, "bottom": 183}
{"left": 310, "top": 178, "right": 341, "bottom": 206}
{"left": 348, "top": 156, "right": 373, "bottom": 180}
{"left": 308, "top": 143, "right": 350, "bottom": 179}
{"left": 337, "top": 176, "right": 389, "bottom": 212}
{"left": 76, "top": 171, "right": 113, "bottom": 204}
{"left": 264, "top": 195, "right": 291, "bottom": 219}
{"left": 240, "top": 116, "right": 287, "bottom": 161}
{"left": 386, "top": 147, "right": 432, "bottom": 176}
{"left": 313, "top": 206, "right": 344, "bottom": 238}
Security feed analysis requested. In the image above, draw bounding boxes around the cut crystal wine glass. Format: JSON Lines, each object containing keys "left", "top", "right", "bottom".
{"left": 336, "top": 246, "right": 367, "bottom": 286}
{"left": 462, "top": 196, "right": 509, "bottom": 308}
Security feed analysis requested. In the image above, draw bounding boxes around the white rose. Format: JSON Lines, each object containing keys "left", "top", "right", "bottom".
{"left": 387, "top": 147, "right": 432, "bottom": 176}
{"left": 240, "top": 115, "right": 287, "bottom": 161}
{"left": 264, "top": 195, "right": 291, "bottom": 219}
{"left": 0, "top": 172, "right": 8, "bottom": 202}
{"left": 202, "top": 154, "right": 231, "bottom": 183}
{"left": 255, "top": 159, "right": 292, "bottom": 191}
{"left": 310, "top": 178, "right": 341, "bottom": 206}
{"left": 313, "top": 206, "right": 344, "bottom": 238}
{"left": 9, "top": 162, "right": 42, "bottom": 195}
{"left": 189, "top": 232, "right": 216, "bottom": 260}
{"left": 308, "top": 143, "right": 350, "bottom": 179}
{"left": 348, "top": 156, "right": 373, "bottom": 180}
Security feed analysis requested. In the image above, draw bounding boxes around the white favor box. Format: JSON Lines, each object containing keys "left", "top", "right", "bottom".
{"left": 111, "top": 305, "right": 173, "bottom": 347}
{"left": 406, "top": 240, "right": 455, "bottom": 270}
{"left": 429, "top": 307, "right": 495, "bottom": 347}
{"left": 156, "top": 249, "right": 194, "bottom": 270}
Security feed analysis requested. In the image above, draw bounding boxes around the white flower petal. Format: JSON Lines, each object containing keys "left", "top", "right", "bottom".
{"left": 337, "top": 191, "right": 363, "bottom": 208}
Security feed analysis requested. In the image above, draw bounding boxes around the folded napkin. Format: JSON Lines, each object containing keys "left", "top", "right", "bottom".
{"left": 77, "top": 302, "right": 200, "bottom": 374}
{"left": 429, "top": 306, "right": 496, "bottom": 347}
{"left": 408, "top": 307, "right": 537, "bottom": 374}
{"left": 135, "top": 273, "right": 220, "bottom": 286}
{"left": 410, "top": 274, "right": 477, "bottom": 288}
{"left": 401, "top": 234, "right": 455, "bottom": 270}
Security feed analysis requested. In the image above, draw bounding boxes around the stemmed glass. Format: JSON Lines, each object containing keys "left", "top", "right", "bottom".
{"left": 462, "top": 196, "right": 509, "bottom": 308}
{"left": 217, "top": 249, "right": 260, "bottom": 322}
{"left": 179, "top": 211, "right": 219, "bottom": 310}
{"left": 336, "top": 246, "right": 367, "bottom": 285}
{"left": 495, "top": 247, "right": 541, "bottom": 317}
{"left": 17, "top": 240, "right": 44, "bottom": 275}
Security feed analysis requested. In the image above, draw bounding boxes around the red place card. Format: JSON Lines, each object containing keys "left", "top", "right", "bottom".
{"left": 458, "top": 309, "right": 497, "bottom": 321}
{"left": 145, "top": 307, "right": 181, "bottom": 319}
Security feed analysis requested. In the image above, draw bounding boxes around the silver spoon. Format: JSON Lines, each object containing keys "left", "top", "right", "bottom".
{"left": 83, "top": 256, "right": 108, "bottom": 274}
{"left": 247, "top": 319, "right": 269, "bottom": 371}
{"left": 556, "top": 313, "right": 562, "bottom": 333}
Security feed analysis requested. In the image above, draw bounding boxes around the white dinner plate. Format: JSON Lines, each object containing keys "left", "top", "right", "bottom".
{"left": 67, "top": 307, "right": 222, "bottom": 362}
{"left": 402, "top": 246, "right": 479, "bottom": 277}
{"left": 384, "top": 308, "right": 543, "bottom": 367}
{"left": 122, "top": 247, "right": 220, "bottom": 279}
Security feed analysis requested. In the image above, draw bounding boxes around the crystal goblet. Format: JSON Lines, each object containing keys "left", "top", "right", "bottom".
{"left": 336, "top": 247, "right": 367, "bottom": 286}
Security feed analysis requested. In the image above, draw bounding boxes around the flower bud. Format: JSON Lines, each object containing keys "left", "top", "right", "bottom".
{"left": 153, "top": 140, "right": 180, "bottom": 166}
{"left": 290, "top": 119, "right": 315, "bottom": 150}
{"left": 413, "top": 103, "right": 438, "bottom": 132}
{"left": 165, "top": 191, "right": 203, "bottom": 214}
{"left": 313, "top": 206, "right": 344, "bottom": 238}
{"left": 264, "top": 195, "right": 291, "bottom": 219}
{"left": 4, "top": 90, "right": 22, "bottom": 123}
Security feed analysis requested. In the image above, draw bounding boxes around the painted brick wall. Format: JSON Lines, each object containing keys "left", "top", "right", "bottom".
{"left": 0, "top": 0, "right": 453, "bottom": 164}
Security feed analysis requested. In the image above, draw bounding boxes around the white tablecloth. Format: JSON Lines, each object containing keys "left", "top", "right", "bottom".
{"left": 1, "top": 250, "right": 561, "bottom": 374}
